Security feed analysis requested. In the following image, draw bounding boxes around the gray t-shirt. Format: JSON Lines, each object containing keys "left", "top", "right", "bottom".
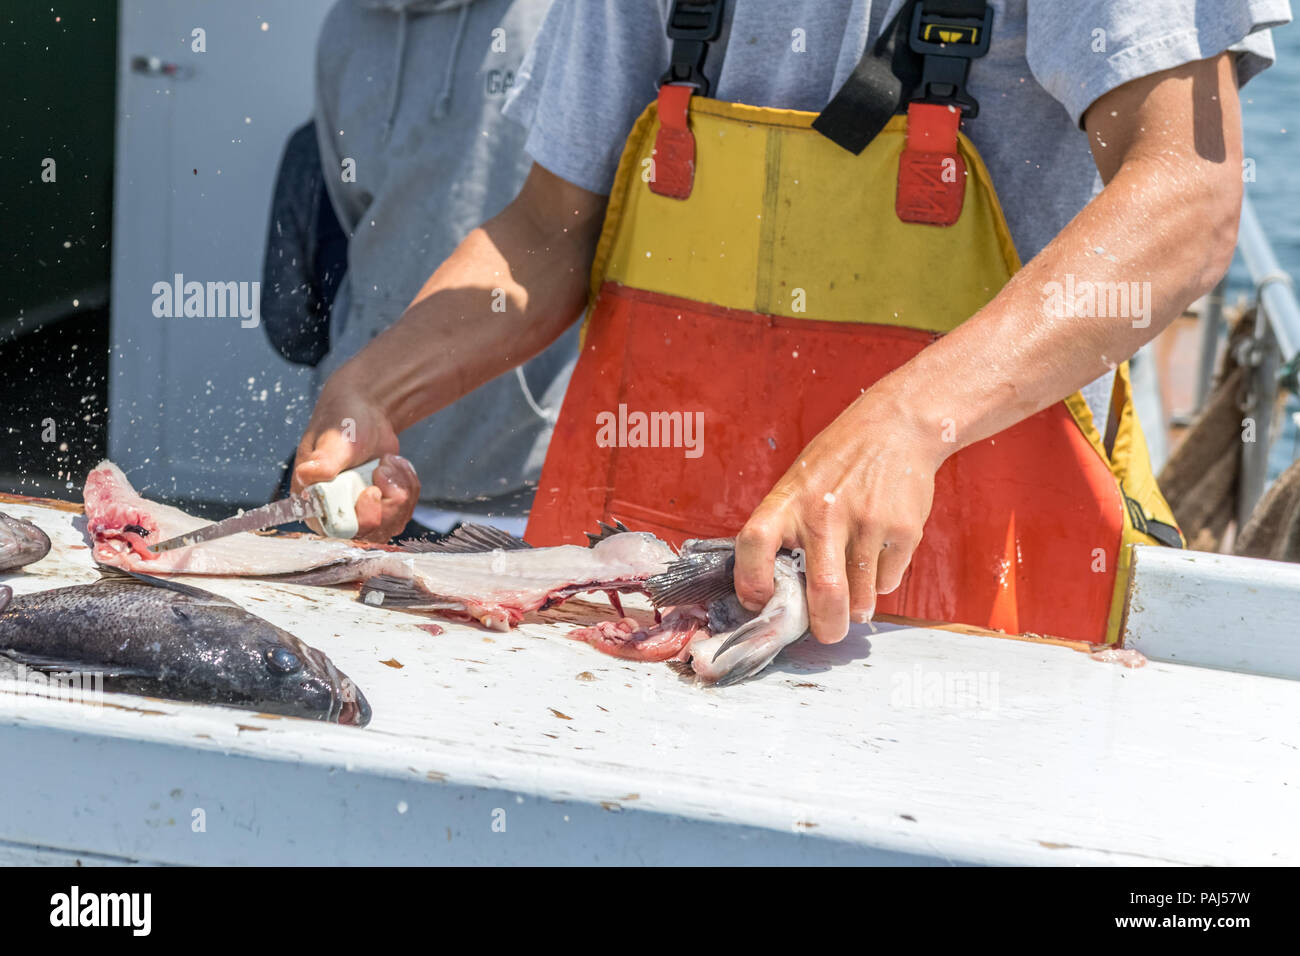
{"left": 503, "top": 0, "right": 1288, "bottom": 432}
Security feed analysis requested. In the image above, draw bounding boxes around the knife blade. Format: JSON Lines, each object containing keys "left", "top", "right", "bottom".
{"left": 146, "top": 459, "right": 380, "bottom": 553}
{"left": 146, "top": 494, "right": 322, "bottom": 554}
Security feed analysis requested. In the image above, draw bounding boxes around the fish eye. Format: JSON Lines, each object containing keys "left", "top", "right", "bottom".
{"left": 265, "top": 647, "right": 303, "bottom": 674}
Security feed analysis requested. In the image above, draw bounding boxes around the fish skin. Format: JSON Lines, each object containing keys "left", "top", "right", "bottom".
{"left": 0, "top": 512, "right": 52, "bottom": 571}
{"left": 647, "top": 540, "right": 810, "bottom": 684}
{"left": 0, "top": 571, "right": 370, "bottom": 726}
{"left": 84, "top": 461, "right": 680, "bottom": 633}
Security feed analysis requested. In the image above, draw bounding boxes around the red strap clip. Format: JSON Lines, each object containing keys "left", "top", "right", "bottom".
{"left": 649, "top": 84, "right": 696, "bottom": 200}
{"left": 896, "top": 102, "right": 965, "bottom": 226}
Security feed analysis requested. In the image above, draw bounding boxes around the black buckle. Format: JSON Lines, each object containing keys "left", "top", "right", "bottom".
{"left": 1121, "top": 486, "right": 1184, "bottom": 548}
{"left": 659, "top": 1, "right": 725, "bottom": 95}
{"left": 908, "top": 3, "right": 993, "bottom": 116}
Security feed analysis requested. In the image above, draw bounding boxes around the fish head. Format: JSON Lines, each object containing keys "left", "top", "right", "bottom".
{"left": 259, "top": 630, "right": 373, "bottom": 727}
{"left": 0, "top": 513, "right": 52, "bottom": 571}
{"left": 645, "top": 539, "right": 813, "bottom": 683}
{"left": 182, "top": 602, "right": 372, "bottom": 726}
{"left": 684, "top": 552, "right": 810, "bottom": 685}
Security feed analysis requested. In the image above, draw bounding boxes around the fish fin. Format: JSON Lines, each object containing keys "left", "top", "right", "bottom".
{"left": 584, "top": 519, "right": 631, "bottom": 547}
{"left": 267, "top": 561, "right": 364, "bottom": 586}
{"left": 711, "top": 651, "right": 784, "bottom": 686}
{"left": 0, "top": 648, "right": 152, "bottom": 678}
{"left": 393, "top": 539, "right": 442, "bottom": 553}
{"left": 398, "top": 523, "right": 532, "bottom": 554}
{"left": 0, "top": 585, "right": 10, "bottom": 613}
{"left": 358, "top": 575, "right": 464, "bottom": 612}
{"left": 359, "top": 574, "right": 424, "bottom": 606}
{"left": 711, "top": 608, "right": 784, "bottom": 662}
{"left": 645, "top": 549, "right": 737, "bottom": 608}
{"left": 95, "top": 564, "right": 234, "bottom": 603}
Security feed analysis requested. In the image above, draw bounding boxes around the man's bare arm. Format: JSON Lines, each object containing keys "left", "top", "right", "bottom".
{"left": 879, "top": 52, "right": 1243, "bottom": 458}
{"left": 293, "top": 163, "right": 607, "bottom": 539}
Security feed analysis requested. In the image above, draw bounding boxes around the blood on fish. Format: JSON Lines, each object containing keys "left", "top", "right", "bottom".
{"left": 567, "top": 607, "right": 707, "bottom": 662}
{"left": 606, "top": 590, "right": 625, "bottom": 617}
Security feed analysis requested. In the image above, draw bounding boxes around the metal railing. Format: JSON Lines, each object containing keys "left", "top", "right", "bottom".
{"left": 1191, "top": 194, "right": 1300, "bottom": 526}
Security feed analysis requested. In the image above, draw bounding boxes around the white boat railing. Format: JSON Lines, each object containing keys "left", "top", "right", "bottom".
{"left": 1190, "top": 193, "right": 1300, "bottom": 525}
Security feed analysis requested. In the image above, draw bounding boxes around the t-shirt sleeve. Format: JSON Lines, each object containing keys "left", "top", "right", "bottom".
{"left": 1026, "top": 0, "right": 1293, "bottom": 128}
{"left": 502, "top": 0, "right": 671, "bottom": 195}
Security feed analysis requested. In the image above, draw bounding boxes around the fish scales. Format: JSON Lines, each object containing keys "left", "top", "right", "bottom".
{"left": 0, "top": 571, "right": 370, "bottom": 725}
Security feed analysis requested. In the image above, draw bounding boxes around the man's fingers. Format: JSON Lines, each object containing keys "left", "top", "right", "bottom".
{"left": 845, "top": 530, "right": 919, "bottom": 621}
{"left": 803, "top": 531, "right": 850, "bottom": 644}
{"left": 846, "top": 534, "right": 880, "bottom": 624}
{"left": 734, "top": 515, "right": 784, "bottom": 611}
{"left": 293, "top": 428, "right": 358, "bottom": 493}
{"left": 352, "top": 486, "right": 385, "bottom": 540}
{"left": 373, "top": 454, "right": 420, "bottom": 538}
{"left": 876, "top": 530, "right": 919, "bottom": 598}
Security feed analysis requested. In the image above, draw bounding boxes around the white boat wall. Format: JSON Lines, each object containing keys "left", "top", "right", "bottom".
{"left": 1, "top": 494, "right": 1298, "bottom": 866}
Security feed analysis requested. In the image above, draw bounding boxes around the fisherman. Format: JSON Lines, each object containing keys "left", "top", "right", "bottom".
{"left": 293, "top": 0, "right": 1289, "bottom": 647}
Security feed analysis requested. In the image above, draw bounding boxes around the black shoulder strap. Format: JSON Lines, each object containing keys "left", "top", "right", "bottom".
{"left": 659, "top": 1, "right": 727, "bottom": 96}
{"left": 813, "top": 0, "right": 992, "bottom": 154}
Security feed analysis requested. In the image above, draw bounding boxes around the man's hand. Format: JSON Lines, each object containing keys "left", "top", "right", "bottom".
{"left": 292, "top": 379, "right": 419, "bottom": 542}
{"left": 735, "top": 390, "right": 944, "bottom": 643}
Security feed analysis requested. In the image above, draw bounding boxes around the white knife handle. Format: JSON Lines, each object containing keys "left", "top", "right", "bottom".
{"left": 305, "top": 459, "right": 380, "bottom": 539}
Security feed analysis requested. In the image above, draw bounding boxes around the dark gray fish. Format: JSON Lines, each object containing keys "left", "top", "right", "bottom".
{"left": 647, "top": 538, "right": 810, "bottom": 685}
{"left": 0, "top": 512, "right": 52, "bottom": 571}
{"left": 0, "top": 569, "right": 370, "bottom": 725}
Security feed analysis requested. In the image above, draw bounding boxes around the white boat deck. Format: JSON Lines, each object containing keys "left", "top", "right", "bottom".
{"left": 1, "top": 497, "right": 1297, "bottom": 866}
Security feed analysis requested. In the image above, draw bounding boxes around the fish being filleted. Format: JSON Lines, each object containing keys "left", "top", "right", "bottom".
{"left": 0, "top": 568, "right": 371, "bottom": 725}
{"left": 646, "top": 539, "right": 810, "bottom": 685}
{"left": 354, "top": 524, "right": 704, "bottom": 659}
{"left": 0, "top": 512, "right": 52, "bottom": 571}
{"left": 83, "top": 462, "right": 803, "bottom": 679}
{"left": 84, "top": 461, "right": 681, "bottom": 638}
